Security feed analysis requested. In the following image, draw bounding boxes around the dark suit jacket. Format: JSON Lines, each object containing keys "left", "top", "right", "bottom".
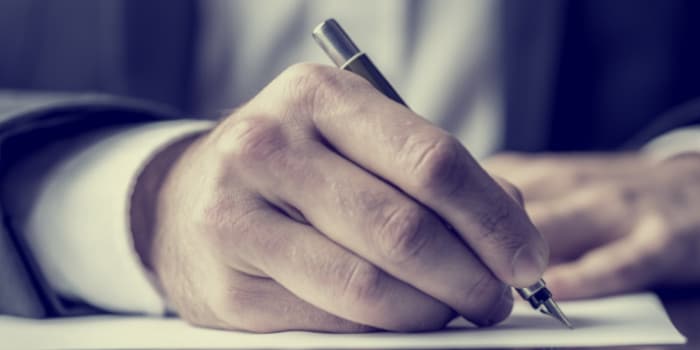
{"left": 2, "top": 0, "right": 700, "bottom": 317}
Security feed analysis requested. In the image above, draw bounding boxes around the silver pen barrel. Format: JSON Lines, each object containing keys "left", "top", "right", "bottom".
{"left": 312, "top": 18, "right": 406, "bottom": 105}
{"left": 312, "top": 19, "right": 361, "bottom": 67}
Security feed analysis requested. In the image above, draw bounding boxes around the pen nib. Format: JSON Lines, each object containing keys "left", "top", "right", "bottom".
{"left": 541, "top": 298, "right": 573, "bottom": 329}
{"left": 515, "top": 280, "right": 574, "bottom": 329}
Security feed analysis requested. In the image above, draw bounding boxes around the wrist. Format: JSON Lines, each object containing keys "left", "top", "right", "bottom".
{"left": 131, "top": 133, "right": 204, "bottom": 270}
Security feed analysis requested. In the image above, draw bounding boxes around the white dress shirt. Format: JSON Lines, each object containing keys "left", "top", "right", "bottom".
{"left": 5, "top": 1, "right": 700, "bottom": 316}
{"left": 643, "top": 127, "right": 700, "bottom": 161}
{"left": 6, "top": 121, "right": 211, "bottom": 314}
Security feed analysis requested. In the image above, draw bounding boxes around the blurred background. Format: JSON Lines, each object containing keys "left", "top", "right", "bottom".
{"left": 2, "top": 0, "right": 700, "bottom": 158}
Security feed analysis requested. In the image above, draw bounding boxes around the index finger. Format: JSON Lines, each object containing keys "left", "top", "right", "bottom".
{"left": 303, "top": 64, "right": 548, "bottom": 287}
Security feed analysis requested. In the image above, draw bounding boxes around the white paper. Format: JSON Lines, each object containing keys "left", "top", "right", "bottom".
{"left": 0, "top": 293, "right": 686, "bottom": 349}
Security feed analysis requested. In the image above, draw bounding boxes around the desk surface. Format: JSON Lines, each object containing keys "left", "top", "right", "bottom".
{"left": 100, "top": 291, "right": 700, "bottom": 350}
{"left": 13, "top": 290, "right": 699, "bottom": 350}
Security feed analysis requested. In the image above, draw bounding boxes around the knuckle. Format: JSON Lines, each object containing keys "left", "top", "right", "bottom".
{"left": 616, "top": 185, "right": 642, "bottom": 207}
{"left": 215, "top": 292, "right": 254, "bottom": 331}
{"left": 216, "top": 117, "right": 287, "bottom": 165}
{"left": 222, "top": 287, "right": 256, "bottom": 321}
{"left": 217, "top": 283, "right": 277, "bottom": 333}
{"left": 340, "top": 260, "right": 386, "bottom": 305}
{"left": 202, "top": 197, "right": 259, "bottom": 241}
{"left": 280, "top": 63, "right": 345, "bottom": 112}
{"left": 282, "top": 62, "right": 335, "bottom": 84}
{"left": 275, "top": 63, "right": 374, "bottom": 124}
{"left": 576, "top": 183, "right": 631, "bottom": 222}
{"left": 336, "top": 259, "right": 453, "bottom": 332}
{"left": 376, "top": 204, "right": 431, "bottom": 263}
{"left": 407, "top": 133, "right": 466, "bottom": 197}
{"left": 199, "top": 197, "right": 283, "bottom": 272}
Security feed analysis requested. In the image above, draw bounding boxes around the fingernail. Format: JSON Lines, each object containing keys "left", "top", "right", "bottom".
{"left": 512, "top": 245, "right": 547, "bottom": 287}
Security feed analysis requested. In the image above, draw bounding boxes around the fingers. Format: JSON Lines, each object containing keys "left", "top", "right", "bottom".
{"left": 294, "top": 66, "right": 546, "bottom": 287}
{"left": 224, "top": 205, "right": 455, "bottom": 331}
{"left": 208, "top": 272, "right": 372, "bottom": 333}
{"left": 526, "top": 185, "right": 634, "bottom": 263}
{"left": 544, "top": 215, "right": 667, "bottom": 299}
{"left": 206, "top": 64, "right": 534, "bottom": 329}
{"left": 483, "top": 152, "right": 653, "bottom": 202}
{"left": 224, "top": 136, "right": 512, "bottom": 326}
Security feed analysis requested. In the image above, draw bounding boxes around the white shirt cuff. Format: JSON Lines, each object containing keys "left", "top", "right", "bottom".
{"left": 643, "top": 127, "right": 700, "bottom": 161}
{"left": 23, "top": 120, "right": 212, "bottom": 315}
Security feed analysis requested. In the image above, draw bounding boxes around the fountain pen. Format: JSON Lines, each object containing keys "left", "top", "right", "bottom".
{"left": 312, "top": 18, "right": 573, "bottom": 329}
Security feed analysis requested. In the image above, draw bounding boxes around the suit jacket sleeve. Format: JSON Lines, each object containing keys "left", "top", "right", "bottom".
{"left": 0, "top": 91, "right": 179, "bottom": 317}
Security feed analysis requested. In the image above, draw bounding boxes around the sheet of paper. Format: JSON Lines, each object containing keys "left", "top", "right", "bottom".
{"left": 0, "top": 293, "right": 685, "bottom": 349}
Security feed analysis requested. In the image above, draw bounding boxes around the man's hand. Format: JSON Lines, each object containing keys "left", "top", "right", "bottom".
{"left": 484, "top": 152, "right": 700, "bottom": 300}
{"left": 132, "top": 64, "right": 548, "bottom": 332}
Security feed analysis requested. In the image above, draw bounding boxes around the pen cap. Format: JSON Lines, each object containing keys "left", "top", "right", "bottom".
{"left": 312, "top": 18, "right": 361, "bottom": 67}
{"left": 312, "top": 19, "right": 406, "bottom": 106}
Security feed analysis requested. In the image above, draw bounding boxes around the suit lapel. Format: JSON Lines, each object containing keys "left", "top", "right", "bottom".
{"left": 0, "top": 218, "right": 47, "bottom": 317}
{"left": 500, "top": 0, "right": 564, "bottom": 152}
